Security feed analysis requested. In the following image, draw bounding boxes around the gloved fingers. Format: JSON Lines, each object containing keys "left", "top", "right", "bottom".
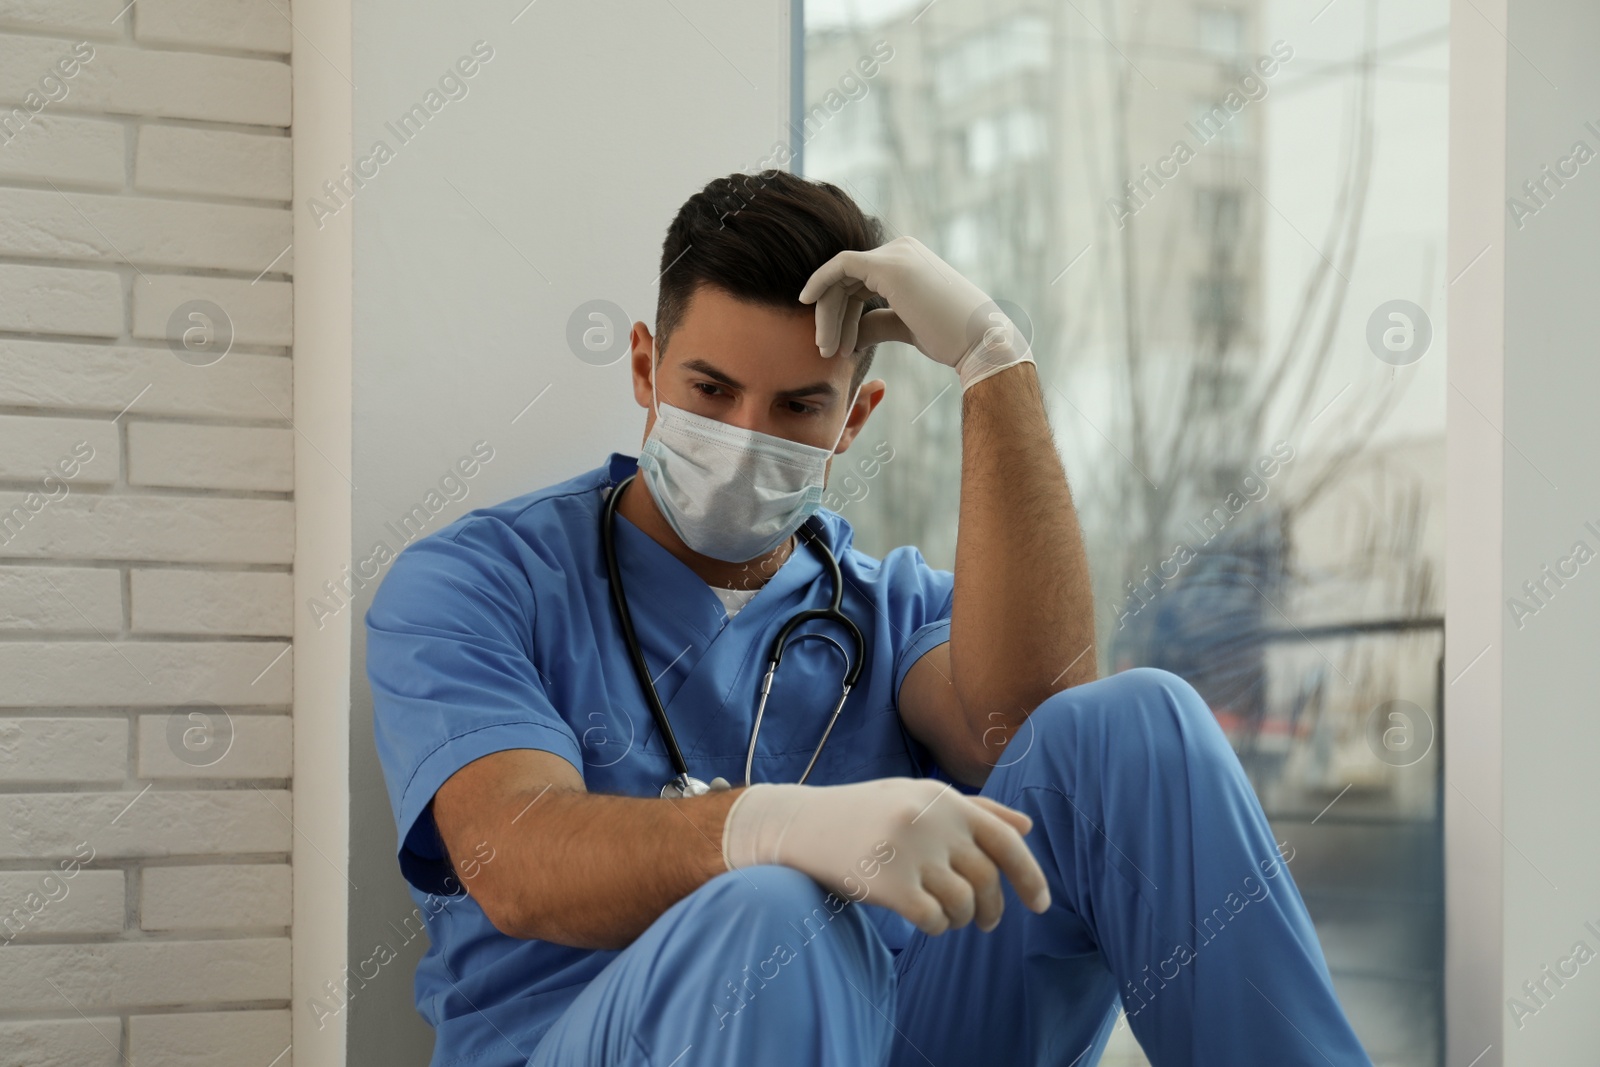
{"left": 797, "top": 248, "right": 879, "bottom": 307}
{"left": 834, "top": 293, "right": 867, "bottom": 359}
{"left": 966, "top": 804, "right": 1052, "bottom": 914}
{"left": 854, "top": 307, "right": 917, "bottom": 350}
{"left": 966, "top": 794, "right": 1034, "bottom": 836}
{"left": 899, "top": 884, "right": 954, "bottom": 937}
{"left": 948, "top": 843, "right": 1005, "bottom": 932}
{"left": 809, "top": 278, "right": 865, "bottom": 358}
{"left": 920, "top": 863, "right": 979, "bottom": 932}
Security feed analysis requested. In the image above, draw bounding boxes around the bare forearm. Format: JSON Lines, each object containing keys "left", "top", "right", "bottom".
{"left": 952, "top": 363, "right": 1097, "bottom": 741}
{"left": 476, "top": 786, "right": 746, "bottom": 950}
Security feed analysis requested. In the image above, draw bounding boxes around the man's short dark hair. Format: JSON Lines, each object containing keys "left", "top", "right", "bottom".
{"left": 655, "top": 169, "right": 888, "bottom": 393}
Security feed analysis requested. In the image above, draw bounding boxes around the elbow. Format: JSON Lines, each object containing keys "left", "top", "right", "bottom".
{"left": 948, "top": 749, "right": 995, "bottom": 789}
{"left": 477, "top": 898, "right": 526, "bottom": 940}
{"left": 957, "top": 723, "right": 1005, "bottom": 787}
{"left": 472, "top": 878, "right": 541, "bottom": 940}
{"left": 474, "top": 881, "right": 626, "bottom": 950}
{"left": 952, "top": 682, "right": 1064, "bottom": 780}
{"left": 485, "top": 909, "right": 536, "bottom": 941}
{"left": 942, "top": 713, "right": 1000, "bottom": 788}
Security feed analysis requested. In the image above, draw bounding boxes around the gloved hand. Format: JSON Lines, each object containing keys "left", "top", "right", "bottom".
{"left": 797, "top": 235, "right": 1035, "bottom": 393}
{"left": 721, "top": 777, "right": 1052, "bottom": 935}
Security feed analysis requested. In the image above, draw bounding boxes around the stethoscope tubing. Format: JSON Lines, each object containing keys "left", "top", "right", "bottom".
{"left": 601, "top": 473, "right": 864, "bottom": 793}
{"left": 601, "top": 474, "right": 695, "bottom": 784}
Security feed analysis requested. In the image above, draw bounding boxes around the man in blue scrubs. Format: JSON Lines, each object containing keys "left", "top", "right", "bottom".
{"left": 366, "top": 170, "right": 1373, "bottom": 1066}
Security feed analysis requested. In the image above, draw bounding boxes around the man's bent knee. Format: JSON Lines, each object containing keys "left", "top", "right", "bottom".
{"left": 684, "top": 864, "right": 892, "bottom": 974}
{"left": 688, "top": 865, "right": 895, "bottom": 1035}
{"left": 1022, "top": 666, "right": 1229, "bottom": 767}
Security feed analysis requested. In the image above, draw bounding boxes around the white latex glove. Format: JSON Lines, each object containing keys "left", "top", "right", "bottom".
{"left": 721, "top": 778, "right": 1052, "bottom": 935}
{"left": 797, "top": 235, "right": 1035, "bottom": 393}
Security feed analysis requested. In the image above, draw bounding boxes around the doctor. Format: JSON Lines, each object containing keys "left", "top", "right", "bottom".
{"left": 365, "top": 170, "right": 1373, "bottom": 1066}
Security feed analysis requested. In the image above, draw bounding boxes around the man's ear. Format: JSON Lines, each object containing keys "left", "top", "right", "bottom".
{"left": 629, "top": 322, "right": 656, "bottom": 411}
{"left": 838, "top": 377, "right": 887, "bottom": 453}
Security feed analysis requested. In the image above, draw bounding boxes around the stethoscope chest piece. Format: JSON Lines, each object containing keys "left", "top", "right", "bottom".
{"left": 659, "top": 774, "right": 731, "bottom": 799}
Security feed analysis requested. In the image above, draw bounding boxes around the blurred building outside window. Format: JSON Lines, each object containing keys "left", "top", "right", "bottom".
{"left": 804, "top": 0, "right": 1448, "bottom": 1061}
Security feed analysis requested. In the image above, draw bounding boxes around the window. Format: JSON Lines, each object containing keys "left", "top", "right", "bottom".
{"left": 1197, "top": 6, "right": 1245, "bottom": 58}
{"left": 1190, "top": 96, "right": 1246, "bottom": 148}
{"left": 1195, "top": 364, "right": 1247, "bottom": 410}
{"left": 843, "top": 171, "right": 886, "bottom": 210}
{"left": 934, "top": 13, "right": 1050, "bottom": 103}
{"left": 940, "top": 209, "right": 982, "bottom": 274}
{"left": 1190, "top": 275, "right": 1248, "bottom": 334}
{"left": 802, "top": 4, "right": 1449, "bottom": 1060}
{"left": 830, "top": 87, "right": 882, "bottom": 149}
{"left": 1191, "top": 275, "right": 1245, "bottom": 333}
{"left": 1195, "top": 186, "right": 1244, "bottom": 241}
{"left": 965, "top": 108, "right": 1047, "bottom": 174}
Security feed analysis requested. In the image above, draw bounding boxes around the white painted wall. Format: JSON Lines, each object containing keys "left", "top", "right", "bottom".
{"left": 0, "top": 1, "right": 294, "bottom": 1063}
{"left": 1498, "top": 0, "right": 1600, "bottom": 1060}
{"left": 344, "top": 1, "right": 795, "bottom": 1061}
{"left": 1448, "top": 0, "right": 1600, "bottom": 1062}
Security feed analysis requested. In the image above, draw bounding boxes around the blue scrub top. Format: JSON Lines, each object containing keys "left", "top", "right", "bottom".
{"left": 365, "top": 452, "right": 959, "bottom": 1065}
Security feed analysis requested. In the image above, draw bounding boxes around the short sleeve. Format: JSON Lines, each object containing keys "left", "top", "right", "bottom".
{"left": 887, "top": 546, "right": 956, "bottom": 711}
{"left": 364, "top": 520, "right": 583, "bottom": 896}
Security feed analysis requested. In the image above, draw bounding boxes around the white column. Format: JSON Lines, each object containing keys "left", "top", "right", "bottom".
{"left": 1448, "top": 0, "right": 1600, "bottom": 1063}
{"left": 293, "top": 0, "right": 355, "bottom": 1064}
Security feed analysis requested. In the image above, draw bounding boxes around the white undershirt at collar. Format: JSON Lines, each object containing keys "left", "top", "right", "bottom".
{"left": 710, "top": 584, "right": 761, "bottom": 620}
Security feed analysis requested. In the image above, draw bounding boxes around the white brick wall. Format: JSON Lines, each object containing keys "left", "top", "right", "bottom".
{"left": 0, "top": 6, "right": 294, "bottom": 1064}
{"left": 0, "top": 1018, "right": 124, "bottom": 1067}
{"left": 140, "top": 864, "right": 292, "bottom": 930}
{"left": 130, "top": 1008, "right": 293, "bottom": 1067}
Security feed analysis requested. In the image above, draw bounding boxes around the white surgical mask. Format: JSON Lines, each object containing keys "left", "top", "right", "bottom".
{"left": 638, "top": 339, "right": 860, "bottom": 562}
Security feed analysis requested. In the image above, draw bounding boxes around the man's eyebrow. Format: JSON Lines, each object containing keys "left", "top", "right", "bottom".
{"left": 680, "top": 358, "right": 839, "bottom": 400}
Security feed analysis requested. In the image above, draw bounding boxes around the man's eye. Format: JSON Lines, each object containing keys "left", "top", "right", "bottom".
{"left": 692, "top": 382, "right": 723, "bottom": 398}
{"left": 787, "top": 401, "right": 821, "bottom": 416}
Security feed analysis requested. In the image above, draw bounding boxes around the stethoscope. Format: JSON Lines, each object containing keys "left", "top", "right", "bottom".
{"left": 601, "top": 473, "right": 865, "bottom": 798}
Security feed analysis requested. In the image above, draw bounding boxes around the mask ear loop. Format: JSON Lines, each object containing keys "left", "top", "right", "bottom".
{"left": 649, "top": 335, "right": 659, "bottom": 420}
{"left": 829, "top": 379, "right": 863, "bottom": 455}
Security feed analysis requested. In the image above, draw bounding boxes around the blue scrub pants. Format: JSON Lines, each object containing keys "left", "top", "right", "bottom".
{"left": 526, "top": 667, "right": 1374, "bottom": 1066}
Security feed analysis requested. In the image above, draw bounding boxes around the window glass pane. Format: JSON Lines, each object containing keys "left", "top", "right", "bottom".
{"left": 804, "top": 1, "right": 1449, "bottom": 1062}
{"left": 934, "top": 12, "right": 1052, "bottom": 102}
{"left": 1198, "top": 6, "right": 1246, "bottom": 57}
{"left": 1191, "top": 95, "right": 1248, "bottom": 146}
{"left": 964, "top": 107, "right": 1047, "bottom": 173}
